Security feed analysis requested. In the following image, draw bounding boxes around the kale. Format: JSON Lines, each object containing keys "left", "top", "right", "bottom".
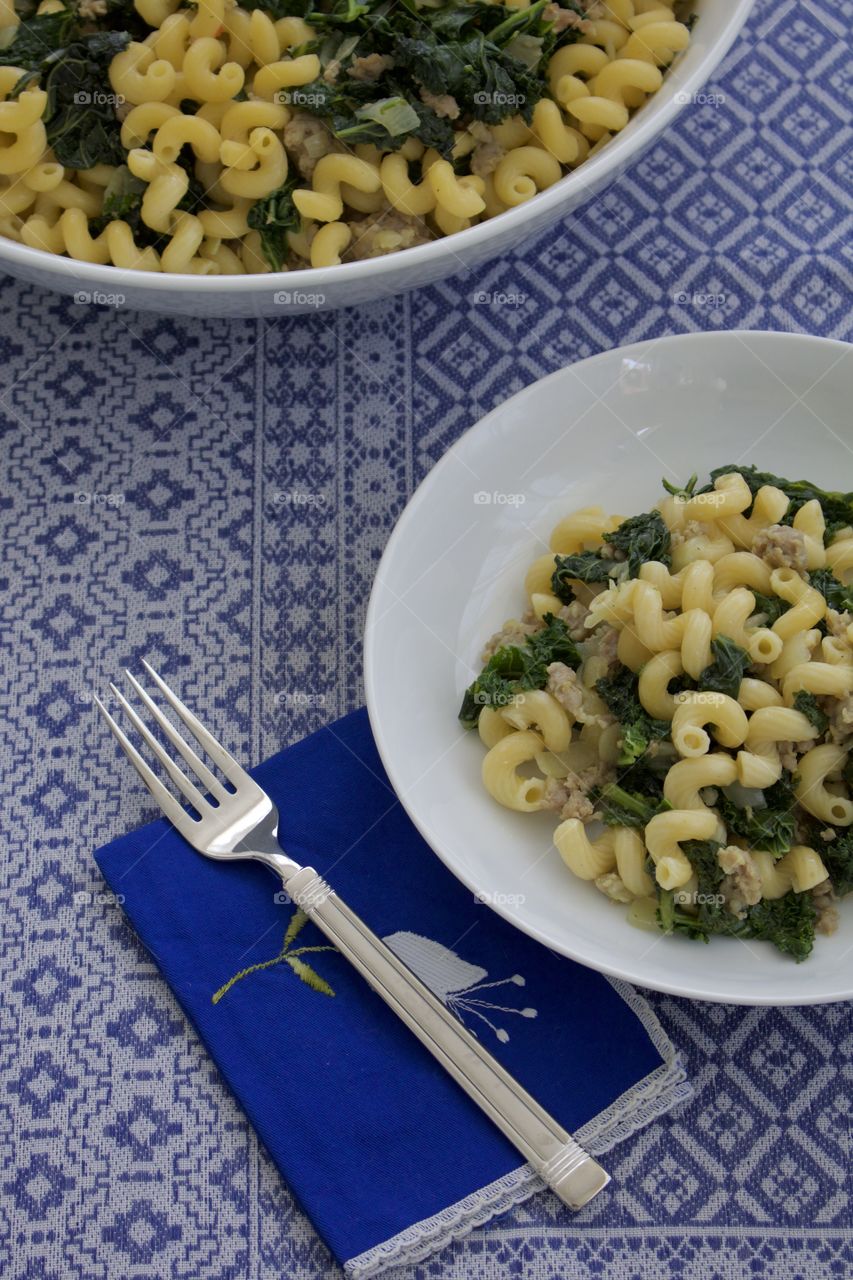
{"left": 405, "top": 96, "right": 458, "bottom": 153}
{"left": 717, "top": 775, "right": 798, "bottom": 855}
{"left": 657, "top": 838, "right": 725, "bottom": 938}
{"left": 1, "top": 14, "right": 131, "bottom": 169}
{"left": 335, "top": 95, "right": 422, "bottom": 145}
{"left": 662, "top": 474, "right": 698, "bottom": 501}
{"left": 91, "top": 149, "right": 207, "bottom": 246}
{"left": 90, "top": 161, "right": 207, "bottom": 261}
{"left": 701, "top": 465, "right": 853, "bottom": 538}
{"left": 289, "top": 74, "right": 456, "bottom": 156}
{"left": 698, "top": 636, "right": 750, "bottom": 699}
{"left": 285, "top": 0, "right": 583, "bottom": 152}
{"left": 750, "top": 591, "right": 789, "bottom": 626}
{"left": 552, "top": 549, "right": 626, "bottom": 596}
{"left": 822, "top": 829, "right": 853, "bottom": 899}
{"left": 595, "top": 665, "right": 671, "bottom": 767}
{"left": 246, "top": 175, "right": 300, "bottom": 271}
{"left": 737, "top": 893, "right": 816, "bottom": 962}
{"left": 595, "top": 782, "right": 669, "bottom": 829}
{"left": 682, "top": 838, "right": 726, "bottom": 891}
{"left": 658, "top": 839, "right": 816, "bottom": 961}
{"left": 809, "top": 567, "right": 853, "bottom": 614}
{"left": 89, "top": 164, "right": 153, "bottom": 243}
{"left": 793, "top": 690, "right": 829, "bottom": 735}
{"left": 603, "top": 510, "right": 671, "bottom": 575}
{"left": 458, "top": 614, "right": 580, "bottom": 728}
{"left": 524, "top": 613, "right": 581, "bottom": 667}
{"left": 551, "top": 510, "right": 671, "bottom": 598}
{"left": 99, "top": 165, "right": 146, "bottom": 222}
{"left": 394, "top": 31, "right": 544, "bottom": 125}
{"left": 0, "top": 10, "right": 75, "bottom": 65}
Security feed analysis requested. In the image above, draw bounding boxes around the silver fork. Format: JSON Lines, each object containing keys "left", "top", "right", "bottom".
{"left": 97, "top": 661, "right": 610, "bottom": 1210}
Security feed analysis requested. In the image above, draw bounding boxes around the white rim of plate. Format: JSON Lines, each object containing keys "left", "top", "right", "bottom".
{"left": 364, "top": 329, "right": 853, "bottom": 1005}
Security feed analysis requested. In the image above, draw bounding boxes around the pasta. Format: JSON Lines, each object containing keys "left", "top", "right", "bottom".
{"left": 0, "top": 0, "right": 692, "bottom": 275}
{"left": 460, "top": 465, "right": 853, "bottom": 961}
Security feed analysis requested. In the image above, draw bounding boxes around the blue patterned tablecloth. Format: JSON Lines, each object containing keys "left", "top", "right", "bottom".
{"left": 1, "top": 1, "right": 851, "bottom": 1276}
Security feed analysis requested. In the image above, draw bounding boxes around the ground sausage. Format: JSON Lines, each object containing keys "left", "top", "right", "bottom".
{"left": 718, "top": 845, "right": 763, "bottom": 918}
{"left": 348, "top": 54, "right": 395, "bottom": 82}
{"left": 752, "top": 523, "right": 808, "bottom": 573}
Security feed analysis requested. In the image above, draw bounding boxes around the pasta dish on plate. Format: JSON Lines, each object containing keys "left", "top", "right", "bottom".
{"left": 0, "top": 0, "right": 690, "bottom": 274}
{"left": 460, "top": 466, "right": 853, "bottom": 962}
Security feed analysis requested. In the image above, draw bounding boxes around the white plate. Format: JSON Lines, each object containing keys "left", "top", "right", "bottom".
{"left": 365, "top": 331, "right": 853, "bottom": 1005}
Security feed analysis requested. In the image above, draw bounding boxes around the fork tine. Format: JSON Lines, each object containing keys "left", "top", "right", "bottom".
{"left": 141, "top": 660, "right": 247, "bottom": 786}
{"left": 109, "top": 682, "right": 210, "bottom": 816}
{"left": 94, "top": 695, "right": 200, "bottom": 839}
{"left": 124, "top": 668, "right": 230, "bottom": 800}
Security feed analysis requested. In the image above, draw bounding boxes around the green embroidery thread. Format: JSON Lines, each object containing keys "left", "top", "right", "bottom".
{"left": 212, "top": 907, "right": 336, "bottom": 1004}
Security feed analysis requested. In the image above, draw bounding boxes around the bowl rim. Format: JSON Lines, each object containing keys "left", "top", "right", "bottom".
{"left": 363, "top": 328, "right": 853, "bottom": 1005}
{"left": 0, "top": 0, "right": 756, "bottom": 297}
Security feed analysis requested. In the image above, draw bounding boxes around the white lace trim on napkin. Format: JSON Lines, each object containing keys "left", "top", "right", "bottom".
{"left": 343, "top": 978, "right": 690, "bottom": 1279}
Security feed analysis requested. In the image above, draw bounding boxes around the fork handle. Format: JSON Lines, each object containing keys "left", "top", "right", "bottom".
{"left": 284, "top": 866, "right": 609, "bottom": 1210}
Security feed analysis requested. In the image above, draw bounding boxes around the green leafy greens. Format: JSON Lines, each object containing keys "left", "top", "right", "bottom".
{"left": 793, "top": 690, "right": 829, "bottom": 736}
{"left": 809, "top": 567, "right": 853, "bottom": 615}
{"left": 657, "top": 839, "right": 817, "bottom": 961}
{"left": 750, "top": 591, "right": 789, "bottom": 626}
{"left": 700, "top": 465, "right": 853, "bottom": 540}
{"left": 697, "top": 636, "right": 750, "bottom": 699}
{"left": 458, "top": 614, "right": 580, "bottom": 728}
{"left": 246, "top": 175, "right": 300, "bottom": 271}
{"left": 552, "top": 510, "right": 671, "bottom": 599}
{"left": 289, "top": 0, "right": 589, "bottom": 157}
{"left": 0, "top": 5, "right": 137, "bottom": 169}
{"left": 717, "top": 775, "right": 798, "bottom": 856}
{"left": 595, "top": 665, "right": 671, "bottom": 767}
{"left": 822, "top": 829, "right": 853, "bottom": 899}
{"left": 595, "top": 782, "right": 669, "bottom": 829}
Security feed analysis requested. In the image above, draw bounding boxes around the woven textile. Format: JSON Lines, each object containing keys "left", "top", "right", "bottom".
{"left": 0, "top": 1, "right": 851, "bottom": 1276}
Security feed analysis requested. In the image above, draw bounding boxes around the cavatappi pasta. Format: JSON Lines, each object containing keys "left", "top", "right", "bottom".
{"left": 0, "top": 0, "right": 691, "bottom": 275}
{"left": 459, "top": 465, "right": 853, "bottom": 961}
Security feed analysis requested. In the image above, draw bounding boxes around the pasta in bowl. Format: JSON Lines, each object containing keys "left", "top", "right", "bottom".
{"left": 364, "top": 330, "right": 853, "bottom": 1003}
{"left": 0, "top": 0, "right": 754, "bottom": 313}
{"left": 462, "top": 467, "right": 853, "bottom": 964}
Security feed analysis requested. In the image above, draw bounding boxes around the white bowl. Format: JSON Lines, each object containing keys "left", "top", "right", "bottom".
{"left": 1, "top": 0, "right": 754, "bottom": 317}
{"left": 364, "top": 330, "right": 853, "bottom": 1005}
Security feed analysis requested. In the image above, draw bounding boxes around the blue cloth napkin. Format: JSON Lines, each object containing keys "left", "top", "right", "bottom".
{"left": 95, "top": 708, "right": 689, "bottom": 1276}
